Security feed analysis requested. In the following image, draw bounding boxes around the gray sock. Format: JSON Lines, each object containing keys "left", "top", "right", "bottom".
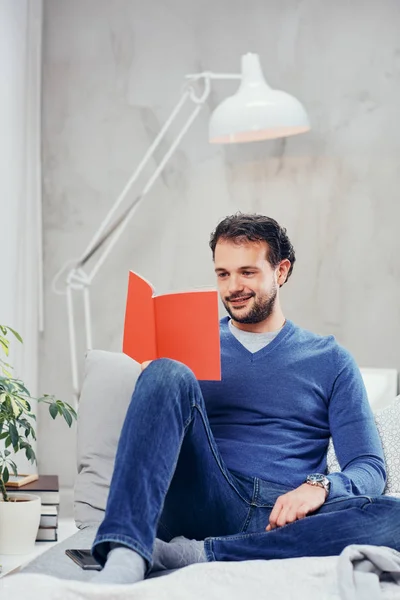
{"left": 152, "top": 536, "right": 207, "bottom": 572}
{"left": 94, "top": 545, "right": 146, "bottom": 585}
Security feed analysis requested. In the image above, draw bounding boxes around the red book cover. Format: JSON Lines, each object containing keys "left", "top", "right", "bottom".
{"left": 123, "top": 271, "right": 221, "bottom": 380}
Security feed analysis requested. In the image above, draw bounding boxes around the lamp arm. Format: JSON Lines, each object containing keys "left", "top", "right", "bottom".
{"left": 186, "top": 71, "right": 241, "bottom": 81}
{"left": 76, "top": 73, "right": 214, "bottom": 270}
{"left": 76, "top": 88, "right": 192, "bottom": 267}
{"left": 86, "top": 100, "right": 205, "bottom": 284}
{"left": 66, "top": 282, "right": 79, "bottom": 398}
{"left": 64, "top": 74, "right": 212, "bottom": 401}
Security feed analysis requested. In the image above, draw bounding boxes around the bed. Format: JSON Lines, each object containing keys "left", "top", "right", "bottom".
{"left": 6, "top": 351, "right": 400, "bottom": 599}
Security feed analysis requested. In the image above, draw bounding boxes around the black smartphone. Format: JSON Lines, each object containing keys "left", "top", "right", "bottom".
{"left": 65, "top": 548, "right": 102, "bottom": 571}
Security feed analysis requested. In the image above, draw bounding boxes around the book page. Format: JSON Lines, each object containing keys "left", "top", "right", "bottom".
{"left": 123, "top": 271, "right": 157, "bottom": 364}
{"left": 154, "top": 290, "right": 221, "bottom": 380}
{"left": 5, "top": 473, "right": 39, "bottom": 487}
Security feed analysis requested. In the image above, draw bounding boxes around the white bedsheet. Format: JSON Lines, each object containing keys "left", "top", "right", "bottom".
{"left": 3, "top": 550, "right": 400, "bottom": 600}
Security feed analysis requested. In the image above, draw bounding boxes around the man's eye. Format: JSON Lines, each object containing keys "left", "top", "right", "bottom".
{"left": 217, "top": 273, "right": 228, "bottom": 278}
{"left": 242, "top": 271, "right": 254, "bottom": 276}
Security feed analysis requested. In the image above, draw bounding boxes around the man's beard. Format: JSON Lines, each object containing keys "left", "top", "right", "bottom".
{"left": 223, "top": 284, "right": 278, "bottom": 324}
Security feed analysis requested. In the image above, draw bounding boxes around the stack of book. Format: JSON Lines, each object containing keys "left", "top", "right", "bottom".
{"left": 6, "top": 474, "right": 60, "bottom": 542}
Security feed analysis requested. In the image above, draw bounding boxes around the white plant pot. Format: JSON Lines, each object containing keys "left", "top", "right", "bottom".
{"left": 0, "top": 493, "right": 41, "bottom": 554}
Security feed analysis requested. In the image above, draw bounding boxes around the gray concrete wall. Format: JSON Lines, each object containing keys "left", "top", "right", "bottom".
{"left": 40, "top": 0, "right": 400, "bottom": 486}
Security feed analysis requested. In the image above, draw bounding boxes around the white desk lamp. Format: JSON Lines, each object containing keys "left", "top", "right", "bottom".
{"left": 52, "top": 53, "right": 310, "bottom": 402}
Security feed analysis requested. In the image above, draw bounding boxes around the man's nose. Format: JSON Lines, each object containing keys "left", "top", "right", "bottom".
{"left": 227, "top": 275, "right": 244, "bottom": 294}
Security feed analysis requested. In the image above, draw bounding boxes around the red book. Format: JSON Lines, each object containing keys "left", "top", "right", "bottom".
{"left": 123, "top": 272, "right": 221, "bottom": 380}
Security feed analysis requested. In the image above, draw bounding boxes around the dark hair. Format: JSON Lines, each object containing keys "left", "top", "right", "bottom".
{"left": 209, "top": 213, "right": 296, "bottom": 284}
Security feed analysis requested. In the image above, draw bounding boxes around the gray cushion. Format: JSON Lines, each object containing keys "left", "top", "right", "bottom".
{"left": 74, "top": 350, "right": 141, "bottom": 528}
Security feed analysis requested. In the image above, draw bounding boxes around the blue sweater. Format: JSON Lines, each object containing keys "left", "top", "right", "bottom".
{"left": 199, "top": 318, "right": 386, "bottom": 499}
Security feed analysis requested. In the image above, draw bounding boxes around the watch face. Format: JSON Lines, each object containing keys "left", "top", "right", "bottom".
{"left": 308, "top": 474, "right": 325, "bottom": 483}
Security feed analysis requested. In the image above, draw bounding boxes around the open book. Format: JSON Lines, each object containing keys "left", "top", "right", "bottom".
{"left": 123, "top": 271, "right": 221, "bottom": 380}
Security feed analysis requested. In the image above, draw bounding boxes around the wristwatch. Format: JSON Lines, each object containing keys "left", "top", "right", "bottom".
{"left": 305, "top": 473, "right": 330, "bottom": 496}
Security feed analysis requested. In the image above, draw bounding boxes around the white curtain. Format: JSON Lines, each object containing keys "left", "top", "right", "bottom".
{"left": 0, "top": 0, "right": 43, "bottom": 473}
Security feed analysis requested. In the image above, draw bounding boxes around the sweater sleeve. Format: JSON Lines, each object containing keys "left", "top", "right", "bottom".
{"left": 326, "top": 347, "right": 386, "bottom": 499}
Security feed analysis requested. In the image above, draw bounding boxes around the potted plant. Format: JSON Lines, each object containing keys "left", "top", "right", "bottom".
{"left": 0, "top": 325, "right": 77, "bottom": 554}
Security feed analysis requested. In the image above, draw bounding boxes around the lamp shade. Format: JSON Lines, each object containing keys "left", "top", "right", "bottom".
{"left": 209, "top": 53, "right": 310, "bottom": 143}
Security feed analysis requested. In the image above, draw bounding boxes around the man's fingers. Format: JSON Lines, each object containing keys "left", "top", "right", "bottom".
{"left": 296, "top": 504, "right": 309, "bottom": 520}
{"left": 267, "top": 497, "right": 293, "bottom": 530}
{"left": 267, "top": 498, "right": 284, "bottom": 530}
{"left": 141, "top": 360, "right": 153, "bottom": 371}
{"left": 266, "top": 502, "right": 309, "bottom": 531}
{"left": 285, "top": 507, "right": 298, "bottom": 524}
{"left": 266, "top": 485, "right": 326, "bottom": 531}
{"left": 276, "top": 505, "right": 291, "bottom": 528}
{"left": 266, "top": 504, "right": 291, "bottom": 530}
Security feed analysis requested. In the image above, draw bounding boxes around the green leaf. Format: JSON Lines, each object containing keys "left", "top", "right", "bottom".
{"left": 10, "top": 461, "right": 18, "bottom": 476}
{"left": 19, "top": 384, "right": 31, "bottom": 397}
{"left": 64, "top": 402, "right": 78, "bottom": 419}
{"left": 6, "top": 327, "right": 23, "bottom": 344}
{"left": 0, "top": 336, "right": 9, "bottom": 356}
{"left": 60, "top": 405, "right": 73, "bottom": 427}
{"left": 0, "top": 381, "right": 11, "bottom": 394}
{"left": 14, "top": 396, "right": 31, "bottom": 413}
{"left": 0, "top": 432, "right": 8, "bottom": 440}
{"left": 0, "top": 326, "right": 7, "bottom": 335}
{"left": 49, "top": 403, "right": 58, "bottom": 420}
{"left": 9, "top": 423, "right": 19, "bottom": 448}
{"left": 3, "top": 466, "right": 9, "bottom": 483}
{"left": 10, "top": 380, "right": 27, "bottom": 395}
{"left": 5, "top": 436, "right": 11, "bottom": 448}
{"left": 18, "top": 418, "right": 32, "bottom": 432}
{"left": 10, "top": 396, "right": 23, "bottom": 418}
{"left": 25, "top": 445, "right": 36, "bottom": 463}
{"left": 0, "top": 362, "right": 13, "bottom": 377}
{"left": 4, "top": 449, "right": 10, "bottom": 457}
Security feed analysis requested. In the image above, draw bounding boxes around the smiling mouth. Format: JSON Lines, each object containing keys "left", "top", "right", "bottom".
{"left": 229, "top": 295, "right": 253, "bottom": 306}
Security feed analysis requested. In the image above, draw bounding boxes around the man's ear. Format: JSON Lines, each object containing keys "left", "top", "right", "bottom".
{"left": 276, "top": 259, "right": 291, "bottom": 287}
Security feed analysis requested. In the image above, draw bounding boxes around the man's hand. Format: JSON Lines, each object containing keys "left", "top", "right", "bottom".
{"left": 266, "top": 483, "right": 327, "bottom": 531}
{"left": 141, "top": 360, "right": 153, "bottom": 371}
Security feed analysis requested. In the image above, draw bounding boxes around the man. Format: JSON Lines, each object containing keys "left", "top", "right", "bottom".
{"left": 92, "top": 213, "right": 400, "bottom": 584}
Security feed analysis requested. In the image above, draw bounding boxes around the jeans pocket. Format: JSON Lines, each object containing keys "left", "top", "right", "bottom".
{"left": 227, "top": 470, "right": 259, "bottom": 506}
{"left": 236, "top": 476, "right": 259, "bottom": 533}
{"left": 239, "top": 504, "right": 256, "bottom": 533}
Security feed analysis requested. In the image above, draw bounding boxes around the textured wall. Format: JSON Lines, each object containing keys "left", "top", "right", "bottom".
{"left": 40, "top": 0, "right": 400, "bottom": 486}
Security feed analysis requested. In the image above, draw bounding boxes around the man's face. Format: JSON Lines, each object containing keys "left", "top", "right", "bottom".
{"left": 214, "top": 239, "right": 279, "bottom": 325}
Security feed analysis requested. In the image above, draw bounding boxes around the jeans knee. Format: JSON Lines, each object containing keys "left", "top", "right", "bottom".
{"left": 137, "top": 358, "right": 198, "bottom": 398}
{"left": 151, "top": 358, "right": 195, "bottom": 379}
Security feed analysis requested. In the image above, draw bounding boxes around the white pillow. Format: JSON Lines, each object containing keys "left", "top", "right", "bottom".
{"left": 327, "top": 395, "right": 400, "bottom": 494}
{"left": 360, "top": 368, "right": 398, "bottom": 411}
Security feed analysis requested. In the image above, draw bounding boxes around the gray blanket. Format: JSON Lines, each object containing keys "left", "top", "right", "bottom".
{"left": 337, "top": 545, "right": 400, "bottom": 600}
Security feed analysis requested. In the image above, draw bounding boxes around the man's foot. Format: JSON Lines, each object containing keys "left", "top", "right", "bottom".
{"left": 93, "top": 545, "right": 146, "bottom": 584}
{"left": 152, "top": 536, "right": 207, "bottom": 571}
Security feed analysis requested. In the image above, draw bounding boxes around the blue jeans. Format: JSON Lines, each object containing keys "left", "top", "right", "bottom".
{"left": 92, "top": 359, "right": 400, "bottom": 569}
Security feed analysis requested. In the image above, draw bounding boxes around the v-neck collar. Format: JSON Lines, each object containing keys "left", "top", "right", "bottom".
{"left": 220, "top": 317, "right": 295, "bottom": 361}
